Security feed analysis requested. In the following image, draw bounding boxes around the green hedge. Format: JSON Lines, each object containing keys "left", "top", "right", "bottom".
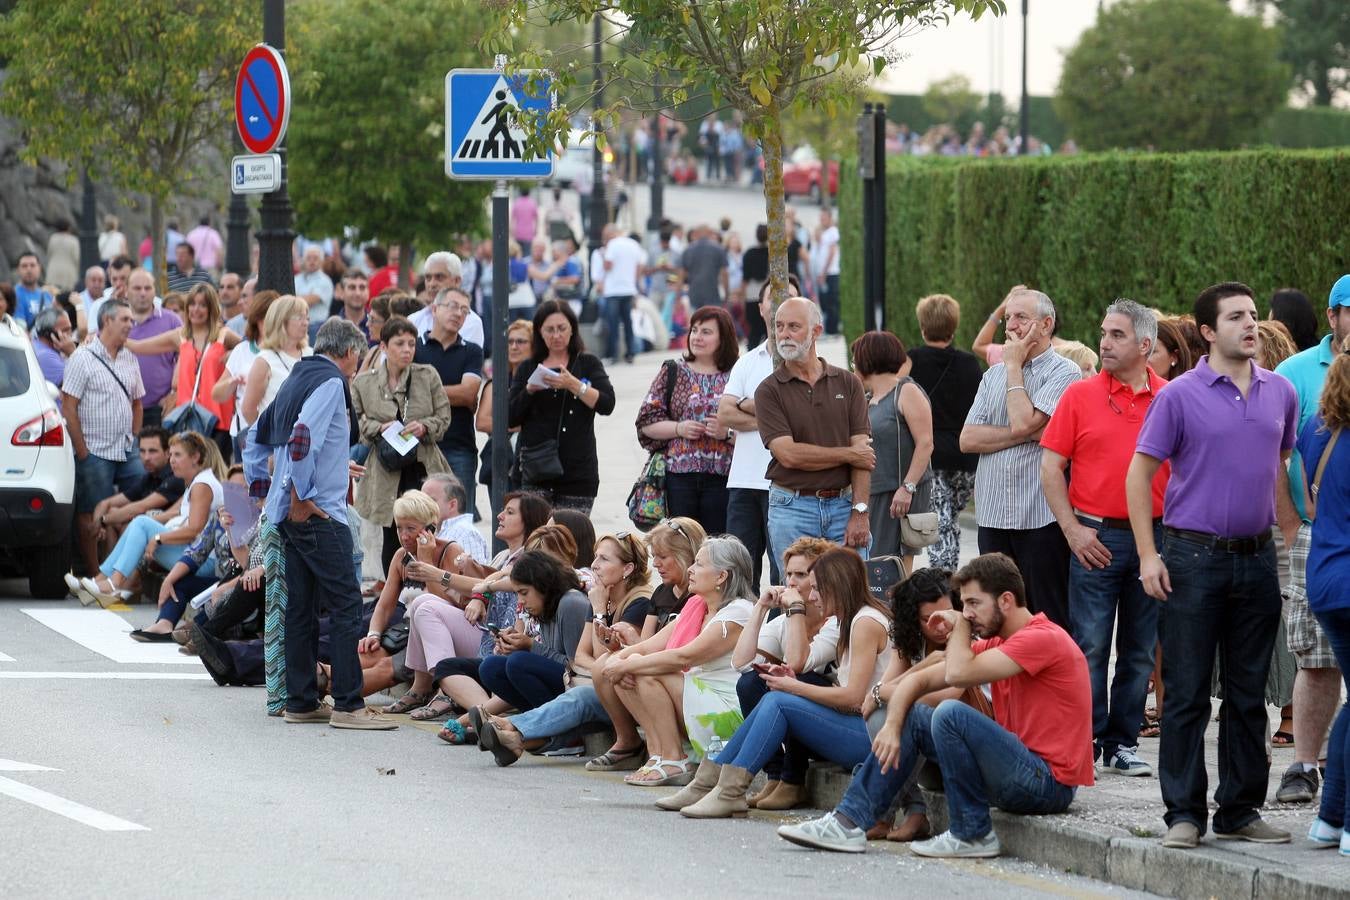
{"left": 1258, "top": 107, "right": 1350, "bottom": 149}
{"left": 839, "top": 150, "right": 1350, "bottom": 351}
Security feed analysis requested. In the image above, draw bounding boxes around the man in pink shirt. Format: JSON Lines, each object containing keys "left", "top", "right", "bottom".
{"left": 186, "top": 216, "right": 225, "bottom": 277}
{"left": 511, "top": 188, "right": 538, "bottom": 244}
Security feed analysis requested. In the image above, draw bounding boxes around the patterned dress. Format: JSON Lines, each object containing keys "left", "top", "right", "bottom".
{"left": 259, "top": 514, "right": 287, "bottom": 715}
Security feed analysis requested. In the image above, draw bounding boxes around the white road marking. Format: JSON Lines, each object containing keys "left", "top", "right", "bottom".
{"left": 0, "top": 651, "right": 15, "bottom": 662}
{"left": 0, "top": 775, "right": 148, "bottom": 831}
{"left": 0, "top": 672, "right": 211, "bottom": 680}
{"left": 0, "top": 759, "right": 56, "bottom": 772}
{"left": 21, "top": 609, "right": 199, "bottom": 665}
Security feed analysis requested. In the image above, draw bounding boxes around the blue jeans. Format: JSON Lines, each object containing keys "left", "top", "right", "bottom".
{"left": 1069, "top": 519, "right": 1160, "bottom": 756}
{"left": 479, "top": 651, "right": 566, "bottom": 712}
{"left": 714, "top": 692, "right": 872, "bottom": 775}
{"left": 280, "top": 517, "right": 364, "bottom": 713}
{"left": 726, "top": 487, "right": 777, "bottom": 592}
{"left": 602, "top": 294, "right": 635, "bottom": 361}
{"left": 440, "top": 445, "right": 478, "bottom": 518}
{"left": 665, "top": 472, "right": 728, "bottom": 536}
{"left": 75, "top": 450, "right": 145, "bottom": 513}
{"left": 1313, "top": 607, "right": 1350, "bottom": 830}
{"left": 1157, "top": 533, "right": 1280, "bottom": 834}
{"left": 766, "top": 486, "right": 864, "bottom": 567}
{"left": 511, "top": 683, "right": 609, "bottom": 740}
{"left": 100, "top": 515, "right": 178, "bottom": 578}
{"left": 837, "top": 700, "right": 1074, "bottom": 840}
{"left": 734, "top": 672, "right": 837, "bottom": 783}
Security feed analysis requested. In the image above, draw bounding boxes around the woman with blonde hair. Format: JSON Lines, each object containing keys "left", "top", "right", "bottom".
{"left": 173, "top": 282, "right": 234, "bottom": 461}
{"left": 241, "top": 294, "right": 311, "bottom": 426}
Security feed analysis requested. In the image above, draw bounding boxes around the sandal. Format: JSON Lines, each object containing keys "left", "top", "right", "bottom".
{"left": 409, "top": 692, "right": 456, "bottom": 721}
{"left": 623, "top": 756, "right": 694, "bottom": 786}
{"left": 384, "top": 690, "right": 432, "bottom": 715}
{"left": 585, "top": 743, "right": 648, "bottom": 772}
{"left": 437, "top": 718, "right": 478, "bottom": 745}
{"left": 1271, "top": 730, "right": 1295, "bottom": 747}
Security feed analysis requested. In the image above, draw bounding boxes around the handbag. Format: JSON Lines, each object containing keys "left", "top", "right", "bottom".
{"left": 892, "top": 380, "right": 938, "bottom": 549}
{"left": 380, "top": 620, "right": 410, "bottom": 655}
{"left": 517, "top": 378, "right": 567, "bottom": 484}
{"left": 164, "top": 345, "right": 220, "bottom": 435}
{"left": 375, "top": 367, "right": 420, "bottom": 471}
{"left": 866, "top": 556, "right": 906, "bottom": 603}
{"left": 626, "top": 361, "right": 678, "bottom": 531}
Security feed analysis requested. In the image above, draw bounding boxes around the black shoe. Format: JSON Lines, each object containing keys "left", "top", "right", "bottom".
{"left": 189, "top": 622, "right": 235, "bottom": 687}
{"left": 130, "top": 629, "right": 175, "bottom": 643}
{"left": 468, "top": 706, "right": 489, "bottom": 752}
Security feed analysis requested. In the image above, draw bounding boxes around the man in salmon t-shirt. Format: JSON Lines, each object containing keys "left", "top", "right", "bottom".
{"left": 778, "top": 553, "right": 1093, "bottom": 859}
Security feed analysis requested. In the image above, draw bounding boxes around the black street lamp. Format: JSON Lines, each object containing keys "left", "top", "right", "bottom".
{"left": 1019, "top": 0, "right": 1030, "bottom": 155}
{"left": 256, "top": 0, "right": 294, "bottom": 294}
{"left": 77, "top": 169, "right": 99, "bottom": 289}
{"left": 588, "top": 12, "right": 607, "bottom": 248}
{"left": 225, "top": 135, "right": 252, "bottom": 277}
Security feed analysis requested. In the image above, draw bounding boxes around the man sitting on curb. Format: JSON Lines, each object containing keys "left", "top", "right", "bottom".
{"left": 777, "top": 552, "right": 1094, "bottom": 858}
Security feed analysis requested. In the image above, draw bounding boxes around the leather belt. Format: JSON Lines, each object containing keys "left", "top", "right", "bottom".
{"left": 774, "top": 486, "right": 851, "bottom": 499}
{"left": 1074, "top": 510, "right": 1160, "bottom": 531}
{"left": 1164, "top": 526, "right": 1272, "bottom": 555}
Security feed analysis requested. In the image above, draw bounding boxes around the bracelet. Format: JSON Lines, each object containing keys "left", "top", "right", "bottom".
{"left": 786, "top": 604, "right": 806, "bottom": 617}
{"left": 871, "top": 682, "right": 885, "bottom": 708}
{"left": 675, "top": 422, "right": 683, "bottom": 438}
{"left": 1006, "top": 385, "right": 1027, "bottom": 394}
{"left": 988, "top": 314, "right": 999, "bottom": 323}
{"left": 366, "top": 631, "right": 380, "bottom": 640}
{"left": 735, "top": 396, "right": 747, "bottom": 412}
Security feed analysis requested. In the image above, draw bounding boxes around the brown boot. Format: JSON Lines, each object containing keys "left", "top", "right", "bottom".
{"left": 680, "top": 765, "right": 754, "bottom": 819}
{"left": 747, "top": 779, "right": 780, "bottom": 809}
{"left": 754, "top": 780, "right": 807, "bottom": 811}
{"left": 655, "top": 759, "right": 721, "bottom": 811}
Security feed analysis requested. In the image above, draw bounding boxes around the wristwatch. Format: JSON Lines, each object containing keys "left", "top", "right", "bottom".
{"left": 852, "top": 501, "right": 868, "bottom": 516}
{"left": 902, "top": 481, "right": 917, "bottom": 495}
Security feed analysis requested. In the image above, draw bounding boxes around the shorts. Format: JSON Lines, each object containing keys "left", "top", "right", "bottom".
{"left": 1284, "top": 522, "right": 1338, "bottom": 670}
{"left": 74, "top": 451, "right": 145, "bottom": 514}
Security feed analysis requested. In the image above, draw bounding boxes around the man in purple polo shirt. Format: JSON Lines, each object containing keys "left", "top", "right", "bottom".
{"left": 1126, "top": 281, "right": 1299, "bottom": 851}
{"left": 125, "top": 268, "right": 181, "bottom": 428}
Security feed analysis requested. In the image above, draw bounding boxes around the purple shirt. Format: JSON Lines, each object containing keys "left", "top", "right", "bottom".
{"left": 1136, "top": 355, "right": 1297, "bottom": 538}
{"left": 130, "top": 307, "right": 182, "bottom": 405}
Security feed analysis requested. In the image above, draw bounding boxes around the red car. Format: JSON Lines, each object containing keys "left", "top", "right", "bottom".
{"left": 781, "top": 145, "right": 839, "bottom": 203}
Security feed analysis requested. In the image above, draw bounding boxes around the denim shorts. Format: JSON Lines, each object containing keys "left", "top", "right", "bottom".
{"left": 74, "top": 451, "right": 144, "bottom": 513}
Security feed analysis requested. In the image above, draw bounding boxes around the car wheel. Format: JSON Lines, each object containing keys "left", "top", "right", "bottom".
{"left": 27, "top": 539, "right": 72, "bottom": 600}
{"left": 809, "top": 181, "right": 822, "bottom": 205}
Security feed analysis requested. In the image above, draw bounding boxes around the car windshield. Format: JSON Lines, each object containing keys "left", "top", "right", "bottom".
{"left": 0, "top": 346, "right": 31, "bottom": 398}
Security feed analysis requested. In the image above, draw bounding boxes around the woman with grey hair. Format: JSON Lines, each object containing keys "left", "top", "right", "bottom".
{"left": 600, "top": 535, "right": 756, "bottom": 786}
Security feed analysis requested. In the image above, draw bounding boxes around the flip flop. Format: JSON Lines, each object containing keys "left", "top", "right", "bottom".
{"left": 585, "top": 743, "right": 648, "bottom": 772}
{"left": 1271, "top": 730, "right": 1295, "bottom": 747}
{"left": 438, "top": 719, "right": 478, "bottom": 745}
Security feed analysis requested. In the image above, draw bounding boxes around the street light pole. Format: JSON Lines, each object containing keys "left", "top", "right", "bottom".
{"left": 646, "top": 93, "right": 664, "bottom": 251}
{"left": 588, "top": 12, "right": 607, "bottom": 248}
{"left": 1019, "top": 0, "right": 1030, "bottom": 156}
{"left": 256, "top": 0, "right": 294, "bottom": 294}
{"left": 77, "top": 169, "right": 98, "bottom": 290}
{"left": 225, "top": 136, "right": 252, "bottom": 277}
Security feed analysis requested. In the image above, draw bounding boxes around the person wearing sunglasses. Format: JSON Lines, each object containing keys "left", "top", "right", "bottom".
{"left": 1040, "top": 299, "right": 1168, "bottom": 781}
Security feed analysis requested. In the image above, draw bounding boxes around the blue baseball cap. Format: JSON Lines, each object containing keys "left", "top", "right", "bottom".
{"left": 1331, "top": 274, "right": 1350, "bottom": 308}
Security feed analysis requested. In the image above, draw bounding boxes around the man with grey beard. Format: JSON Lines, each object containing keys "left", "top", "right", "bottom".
{"left": 754, "top": 296, "right": 875, "bottom": 562}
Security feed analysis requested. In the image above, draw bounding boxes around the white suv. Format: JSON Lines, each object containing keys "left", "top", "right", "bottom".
{"left": 0, "top": 315, "right": 75, "bottom": 598}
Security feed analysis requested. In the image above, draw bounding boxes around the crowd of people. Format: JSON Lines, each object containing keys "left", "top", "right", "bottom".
{"left": 5, "top": 204, "right": 1347, "bottom": 864}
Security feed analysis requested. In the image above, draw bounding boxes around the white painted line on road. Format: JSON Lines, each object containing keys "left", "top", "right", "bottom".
{"left": 0, "top": 775, "right": 147, "bottom": 831}
{"left": 0, "top": 759, "right": 57, "bottom": 772}
{"left": 21, "top": 608, "right": 199, "bottom": 665}
{"left": 0, "top": 671, "right": 211, "bottom": 680}
{"left": 0, "top": 651, "right": 15, "bottom": 662}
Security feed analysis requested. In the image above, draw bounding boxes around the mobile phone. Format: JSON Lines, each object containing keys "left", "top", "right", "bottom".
{"left": 476, "top": 624, "right": 492, "bottom": 634}
{"left": 751, "top": 662, "right": 775, "bottom": 674}
{"left": 486, "top": 623, "right": 501, "bottom": 636}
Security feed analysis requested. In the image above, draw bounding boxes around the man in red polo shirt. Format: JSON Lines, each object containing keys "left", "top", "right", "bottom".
{"left": 1040, "top": 299, "right": 1168, "bottom": 777}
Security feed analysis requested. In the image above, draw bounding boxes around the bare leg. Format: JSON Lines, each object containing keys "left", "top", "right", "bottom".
{"left": 1293, "top": 667, "right": 1341, "bottom": 765}
{"left": 362, "top": 657, "right": 396, "bottom": 695}
{"left": 619, "top": 672, "right": 686, "bottom": 760}
{"left": 439, "top": 673, "right": 491, "bottom": 714}
{"left": 407, "top": 670, "right": 435, "bottom": 696}
{"left": 595, "top": 661, "right": 643, "bottom": 752}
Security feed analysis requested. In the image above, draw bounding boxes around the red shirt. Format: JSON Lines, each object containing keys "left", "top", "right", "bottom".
{"left": 973, "top": 614, "right": 1095, "bottom": 787}
{"left": 1040, "top": 369, "right": 1168, "bottom": 519}
{"left": 176, "top": 338, "right": 231, "bottom": 430}
{"left": 366, "top": 264, "right": 399, "bottom": 300}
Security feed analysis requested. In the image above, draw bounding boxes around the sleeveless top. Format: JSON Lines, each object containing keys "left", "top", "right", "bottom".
{"left": 836, "top": 605, "right": 893, "bottom": 691}
{"left": 259, "top": 348, "right": 309, "bottom": 415}
{"left": 868, "top": 377, "right": 933, "bottom": 501}
{"left": 166, "top": 469, "right": 224, "bottom": 532}
{"left": 396, "top": 542, "right": 453, "bottom": 603}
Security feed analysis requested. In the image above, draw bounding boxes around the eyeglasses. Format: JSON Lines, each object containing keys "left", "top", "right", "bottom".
{"left": 1107, "top": 393, "right": 1124, "bottom": 416}
{"left": 436, "top": 302, "right": 470, "bottom": 314}
{"left": 507, "top": 337, "right": 529, "bottom": 346}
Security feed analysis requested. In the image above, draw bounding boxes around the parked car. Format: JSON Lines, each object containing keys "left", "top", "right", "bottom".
{"left": 0, "top": 316, "right": 74, "bottom": 598}
{"left": 549, "top": 128, "right": 613, "bottom": 187}
{"left": 781, "top": 145, "right": 839, "bottom": 204}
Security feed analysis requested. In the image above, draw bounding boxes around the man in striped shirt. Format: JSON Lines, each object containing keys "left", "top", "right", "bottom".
{"left": 960, "top": 288, "right": 1080, "bottom": 629}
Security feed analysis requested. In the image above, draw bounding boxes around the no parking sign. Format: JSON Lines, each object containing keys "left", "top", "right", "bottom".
{"left": 235, "top": 44, "right": 291, "bottom": 154}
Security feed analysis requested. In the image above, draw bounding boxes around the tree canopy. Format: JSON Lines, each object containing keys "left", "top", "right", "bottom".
{"left": 1055, "top": 0, "right": 1289, "bottom": 152}
{"left": 1264, "top": 0, "right": 1350, "bottom": 107}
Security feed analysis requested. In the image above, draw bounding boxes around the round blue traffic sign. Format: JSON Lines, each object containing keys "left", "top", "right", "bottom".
{"left": 235, "top": 44, "right": 291, "bottom": 154}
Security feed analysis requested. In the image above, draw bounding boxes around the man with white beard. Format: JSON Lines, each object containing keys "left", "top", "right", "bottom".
{"left": 753, "top": 296, "right": 876, "bottom": 560}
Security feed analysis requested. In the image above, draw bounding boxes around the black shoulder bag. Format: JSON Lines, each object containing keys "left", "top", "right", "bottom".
{"left": 517, "top": 367, "right": 568, "bottom": 484}
{"left": 375, "top": 366, "right": 420, "bottom": 471}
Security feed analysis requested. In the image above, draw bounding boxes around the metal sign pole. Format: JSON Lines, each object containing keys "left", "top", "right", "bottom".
{"left": 489, "top": 178, "right": 511, "bottom": 554}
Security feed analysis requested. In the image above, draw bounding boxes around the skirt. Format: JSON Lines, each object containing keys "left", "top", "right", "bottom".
{"left": 682, "top": 668, "right": 744, "bottom": 761}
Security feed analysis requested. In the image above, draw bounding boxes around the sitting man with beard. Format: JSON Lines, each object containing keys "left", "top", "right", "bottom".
{"left": 777, "top": 552, "right": 1094, "bottom": 859}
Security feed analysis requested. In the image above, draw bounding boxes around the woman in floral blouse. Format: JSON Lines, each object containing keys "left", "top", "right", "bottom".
{"left": 635, "top": 306, "right": 739, "bottom": 534}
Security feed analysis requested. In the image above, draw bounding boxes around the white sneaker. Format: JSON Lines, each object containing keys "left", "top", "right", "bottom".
{"left": 1308, "top": 818, "right": 1342, "bottom": 849}
{"left": 777, "top": 812, "right": 867, "bottom": 853}
{"left": 911, "top": 829, "right": 1002, "bottom": 859}
{"left": 1103, "top": 746, "right": 1154, "bottom": 777}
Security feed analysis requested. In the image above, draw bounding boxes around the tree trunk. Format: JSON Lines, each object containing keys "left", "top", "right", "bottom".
{"left": 759, "top": 109, "right": 788, "bottom": 366}
{"left": 1313, "top": 66, "right": 1333, "bottom": 107}
{"left": 150, "top": 196, "right": 166, "bottom": 296}
{"left": 399, "top": 241, "right": 414, "bottom": 290}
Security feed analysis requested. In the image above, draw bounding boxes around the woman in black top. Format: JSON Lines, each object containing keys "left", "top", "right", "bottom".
{"left": 905, "top": 294, "right": 984, "bottom": 572}
{"left": 508, "top": 300, "right": 616, "bottom": 513}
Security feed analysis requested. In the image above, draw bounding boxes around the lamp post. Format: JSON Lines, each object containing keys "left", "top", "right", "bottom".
{"left": 588, "top": 12, "right": 607, "bottom": 249}
{"left": 1018, "top": 0, "right": 1030, "bottom": 156}
{"left": 77, "top": 169, "right": 99, "bottom": 289}
{"left": 225, "top": 136, "right": 252, "bottom": 277}
{"left": 256, "top": 0, "right": 294, "bottom": 294}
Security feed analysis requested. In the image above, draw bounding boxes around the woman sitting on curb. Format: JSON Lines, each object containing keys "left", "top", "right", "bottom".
{"left": 587, "top": 517, "right": 706, "bottom": 772}
{"left": 600, "top": 536, "right": 756, "bottom": 787}
{"left": 656, "top": 547, "right": 893, "bottom": 818}
{"left": 474, "top": 531, "right": 654, "bottom": 765}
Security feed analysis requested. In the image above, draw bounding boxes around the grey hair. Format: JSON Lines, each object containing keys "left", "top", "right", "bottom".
{"left": 702, "top": 536, "right": 756, "bottom": 604}
{"left": 423, "top": 251, "right": 462, "bottom": 279}
{"left": 313, "top": 317, "right": 367, "bottom": 359}
{"left": 1013, "top": 288, "right": 1056, "bottom": 324}
{"left": 97, "top": 298, "right": 130, "bottom": 331}
{"left": 423, "top": 472, "right": 468, "bottom": 513}
{"left": 773, "top": 296, "right": 823, "bottom": 331}
{"left": 1104, "top": 298, "right": 1157, "bottom": 347}
{"left": 32, "top": 305, "right": 66, "bottom": 338}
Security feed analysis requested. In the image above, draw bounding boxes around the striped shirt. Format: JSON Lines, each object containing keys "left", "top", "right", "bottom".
{"left": 62, "top": 338, "right": 146, "bottom": 460}
{"left": 965, "top": 347, "right": 1080, "bottom": 530}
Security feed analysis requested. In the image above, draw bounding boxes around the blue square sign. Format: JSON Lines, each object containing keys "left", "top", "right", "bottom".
{"left": 445, "top": 69, "right": 554, "bottom": 180}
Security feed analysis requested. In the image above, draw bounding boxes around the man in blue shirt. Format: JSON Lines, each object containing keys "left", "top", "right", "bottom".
{"left": 12, "top": 252, "right": 54, "bottom": 328}
{"left": 244, "top": 318, "right": 396, "bottom": 731}
{"left": 31, "top": 306, "right": 74, "bottom": 386}
{"left": 1271, "top": 274, "right": 1350, "bottom": 804}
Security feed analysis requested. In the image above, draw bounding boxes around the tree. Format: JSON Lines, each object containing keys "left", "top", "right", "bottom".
{"left": 486, "top": 0, "right": 1005, "bottom": 351}
{"left": 922, "top": 73, "right": 982, "bottom": 134}
{"left": 0, "top": 0, "right": 256, "bottom": 284}
{"left": 1265, "top": 0, "right": 1350, "bottom": 106}
{"left": 1055, "top": 0, "right": 1289, "bottom": 152}
{"left": 286, "top": 0, "right": 493, "bottom": 285}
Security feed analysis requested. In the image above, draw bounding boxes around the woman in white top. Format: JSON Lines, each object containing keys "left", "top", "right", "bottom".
{"left": 658, "top": 547, "right": 893, "bottom": 819}
{"left": 240, "top": 295, "right": 311, "bottom": 426}
{"left": 98, "top": 215, "right": 127, "bottom": 262}
{"left": 78, "top": 432, "right": 227, "bottom": 606}
{"left": 601, "top": 536, "right": 756, "bottom": 786}
{"left": 211, "top": 291, "right": 280, "bottom": 458}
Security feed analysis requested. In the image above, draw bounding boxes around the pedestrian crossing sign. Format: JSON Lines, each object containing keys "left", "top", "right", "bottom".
{"left": 445, "top": 69, "right": 555, "bottom": 180}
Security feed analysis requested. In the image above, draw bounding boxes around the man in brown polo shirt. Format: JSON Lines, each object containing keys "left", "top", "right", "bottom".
{"left": 755, "top": 296, "right": 875, "bottom": 560}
